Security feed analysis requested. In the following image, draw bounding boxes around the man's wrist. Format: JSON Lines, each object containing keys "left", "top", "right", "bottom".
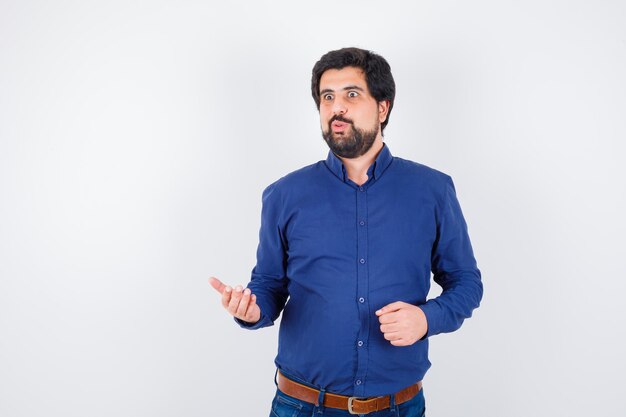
{"left": 234, "top": 313, "right": 271, "bottom": 330}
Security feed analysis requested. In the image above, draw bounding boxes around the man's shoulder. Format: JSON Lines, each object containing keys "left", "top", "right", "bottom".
{"left": 391, "top": 156, "right": 452, "bottom": 184}
{"left": 261, "top": 160, "right": 323, "bottom": 194}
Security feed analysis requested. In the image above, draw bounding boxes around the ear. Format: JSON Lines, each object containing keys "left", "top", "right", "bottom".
{"left": 378, "top": 100, "right": 390, "bottom": 124}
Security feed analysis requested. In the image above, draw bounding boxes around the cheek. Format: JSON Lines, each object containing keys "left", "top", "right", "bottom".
{"left": 357, "top": 111, "right": 380, "bottom": 129}
{"left": 319, "top": 111, "right": 332, "bottom": 126}
{"left": 355, "top": 106, "right": 378, "bottom": 123}
{"left": 319, "top": 117, "right": 329, "bottom": 133}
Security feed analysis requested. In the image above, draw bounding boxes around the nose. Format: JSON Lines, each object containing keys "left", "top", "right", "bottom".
{"left": 331, "top": 96, "right": 347, "bottom": 115}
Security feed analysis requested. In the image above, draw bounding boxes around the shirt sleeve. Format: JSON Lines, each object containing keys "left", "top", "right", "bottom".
{"left": 419, "top": 175, "right": 483, "bottom": 338}
{"left": 234, "top": 182, "right": 290, "bottom": 330}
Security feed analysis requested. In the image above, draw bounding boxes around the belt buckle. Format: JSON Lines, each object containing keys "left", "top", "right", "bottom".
{"left": 347, "top": 396, "right": 367, "bottom": 415}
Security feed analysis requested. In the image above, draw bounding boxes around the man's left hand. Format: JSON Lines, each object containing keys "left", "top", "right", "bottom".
{"left": 375, "top": 302, "right": 428, "bottom": 346}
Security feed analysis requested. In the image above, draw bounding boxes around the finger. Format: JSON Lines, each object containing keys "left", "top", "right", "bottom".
{"left": 244, "top": 294, "right": 259, "bottom": 321}
{"left": 375, "top": 301, "right": 406, "bottom": 316}
{"left": 378, "top": 311, "right": 399, "bottom": 324}
{"left": 236, "top": 288, "right": 252, "bottom": 317}
{"left": 245, "top": 293, "right": 257, "bottom": 311}
{"left": 380, "top": 323, "right": 399, "bottom": 333}
{"left": 221, "top": 286, "right": 232, "bottom": 309}
{"left": 390, "top": 338, "right": 409, "bottom": 347}
{"left": 383, "top": 331, "right": 402, "bottom": 341}
{"left": 209, "top": 277, "right": 226, "bottom": 294}
{"left": 227, "top": 285, "right": 244, "bottom": 315}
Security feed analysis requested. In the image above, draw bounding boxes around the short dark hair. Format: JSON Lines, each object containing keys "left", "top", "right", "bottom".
{"left": 311, "top": 47, "right": 396, "bottom": 133}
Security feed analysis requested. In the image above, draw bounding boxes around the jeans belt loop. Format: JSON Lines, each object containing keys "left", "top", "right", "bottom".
{"left": 389, "top": 392, "right": 397, "bottom": 412}
{"left": 316, "top": 387, "right": 326, "bottom": 414}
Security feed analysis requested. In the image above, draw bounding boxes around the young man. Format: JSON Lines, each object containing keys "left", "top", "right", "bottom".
{"left": 210, "top": 47, "right": 483, "bottom": 416}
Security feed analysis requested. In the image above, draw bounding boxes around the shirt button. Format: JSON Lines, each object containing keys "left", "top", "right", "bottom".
{"left": 359, "top": 220, "right": 365, "bottom": 226}
{"left": 358, "top": 340, "right": 364, "bottom": 347}
{"left": 359, "top": 258, "right": 366, "bottom": 264}
{"left": 355, "top": 379, "right": 362, "bottom": 385}
{"left": 359, "top": 186, "right": 364, "bottom": 192}
{"left": 359, "top": 297, "right": 365, "bottom": 303}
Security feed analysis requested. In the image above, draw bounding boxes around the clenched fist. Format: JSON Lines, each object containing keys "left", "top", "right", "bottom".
{"left": 375, "top": 301, "right": 428, "bottom": 346}
{"left": 209, "top": 276, "right": 261, "bottom": 324}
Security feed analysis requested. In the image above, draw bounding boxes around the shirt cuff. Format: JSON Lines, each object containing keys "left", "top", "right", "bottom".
{"left": 233, "top": 312, "right": 273, "bottom": 330}
{"left": 417, "top": 301, "right": 443, "bottom": 339}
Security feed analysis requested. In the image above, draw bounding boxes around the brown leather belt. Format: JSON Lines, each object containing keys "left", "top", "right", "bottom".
{"left": 276, "top": 370, "right": 422, "bottom": 415}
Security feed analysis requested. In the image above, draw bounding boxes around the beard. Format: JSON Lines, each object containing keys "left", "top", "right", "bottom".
{"left": 322, "top": 116, "right": 379, "bottom": 159}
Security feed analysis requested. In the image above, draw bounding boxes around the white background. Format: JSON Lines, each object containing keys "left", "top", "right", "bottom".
{"left": 1, "top": 1, "right": 625, "bottom": 416}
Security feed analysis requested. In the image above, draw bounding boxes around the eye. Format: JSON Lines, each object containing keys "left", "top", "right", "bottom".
{"left": 348, "top": 91, "right": 359, "bottom": 98}
{"left": 323, "top": 94, "right": 333, "bottom": 100}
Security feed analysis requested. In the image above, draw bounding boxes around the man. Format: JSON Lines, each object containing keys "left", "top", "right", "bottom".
{"left": 209, "top": 47, "right": 483, "bottom": 416}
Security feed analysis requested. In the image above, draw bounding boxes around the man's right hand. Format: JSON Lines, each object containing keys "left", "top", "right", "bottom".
{"left": 209, "top": 276, "right": 261, "bottom": 325}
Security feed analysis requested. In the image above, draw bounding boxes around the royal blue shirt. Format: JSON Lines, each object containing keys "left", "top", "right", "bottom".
{"left": 235, "top": 142, "right": 483, "bottom": 397}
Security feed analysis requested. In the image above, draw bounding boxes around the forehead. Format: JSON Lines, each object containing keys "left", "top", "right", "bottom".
{"left": 319, "top": 66, "right": 368, "bottom": 91}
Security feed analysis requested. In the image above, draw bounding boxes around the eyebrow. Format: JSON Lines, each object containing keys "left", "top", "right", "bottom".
{"left": 320, "top": 85, "right": 366, "bottom": 95}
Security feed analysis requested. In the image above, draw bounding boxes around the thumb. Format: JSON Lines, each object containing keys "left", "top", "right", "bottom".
{"left": 375, "top": 301, "right": 404, "bottom": 316}
{"left": 208, "top": 276, "right": 226, "bottom": 294}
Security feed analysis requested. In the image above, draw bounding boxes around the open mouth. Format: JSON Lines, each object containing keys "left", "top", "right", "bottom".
{"left": 331, "top": 121, "right": 350, "bottom": 132}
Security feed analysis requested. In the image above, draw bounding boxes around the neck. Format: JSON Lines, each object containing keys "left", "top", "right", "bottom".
{"left": 338, "top": 136, "right": 384, "bottom": 186}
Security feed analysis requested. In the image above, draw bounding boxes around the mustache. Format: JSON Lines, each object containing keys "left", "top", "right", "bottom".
{"left": 330, "top": 115, "right": 353, "bottom": 125}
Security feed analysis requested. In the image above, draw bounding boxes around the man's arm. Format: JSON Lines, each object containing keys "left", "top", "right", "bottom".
{"left": 209, "top": 182, "right": 290, "bottom": 330}
{"left": 376, "top": 175, "right": 483, "bottom": 346}
{"left": 418, "top": 175, "right": 484, "bottom": 338}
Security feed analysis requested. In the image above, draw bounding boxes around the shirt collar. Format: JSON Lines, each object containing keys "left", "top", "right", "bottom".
{"left": 324, "top": 142, "right": 394, "bottom": 183}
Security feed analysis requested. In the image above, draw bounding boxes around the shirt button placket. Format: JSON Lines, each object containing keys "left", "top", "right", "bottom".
{"left": 354, "top": 183, "right": 370, "bottom": 397}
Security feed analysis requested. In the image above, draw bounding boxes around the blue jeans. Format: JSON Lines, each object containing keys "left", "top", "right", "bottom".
{"left": 269, "top": 370, "right": 426, "bottom": 417}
